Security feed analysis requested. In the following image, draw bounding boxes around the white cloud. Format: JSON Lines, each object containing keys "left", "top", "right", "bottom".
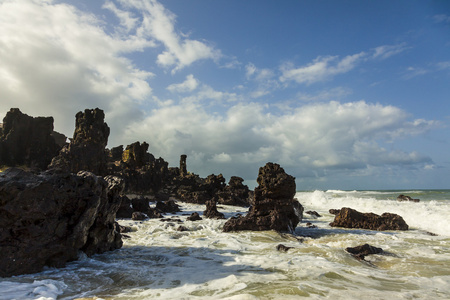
{"left": 167, "top": 74, "right": 199, "bottom": 93}
{"left": 372, "top": 43, "right": 408, "bottom": 60}
{"left": 115, "top": 0, "right": 222, "bottom": 72}
{"left": 124, "top": 100, "right": 436, "bottom": 181}
{"left": 296, "top": 87, "right": 352, "bottom": 102}
{"left": 279, "top": 52, "right": 366, "bottom": 84}
{"left": 433, "top": 14, "right": 450, "bottom": 24}
{"left": 0, "top": 0, "right": 155, "bottom": 143}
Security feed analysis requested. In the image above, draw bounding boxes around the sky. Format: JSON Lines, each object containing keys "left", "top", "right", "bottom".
{"left": 0, "top": 0, "right": 449, "bottom": 190}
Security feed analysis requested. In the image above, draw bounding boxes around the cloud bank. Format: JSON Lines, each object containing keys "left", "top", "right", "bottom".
{"left": 0, "top": 0, "right": 441, "bottom": 188}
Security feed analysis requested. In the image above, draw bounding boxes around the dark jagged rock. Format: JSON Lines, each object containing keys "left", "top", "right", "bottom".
{"left": 305, "top": 210, "right": 322, "bottom": 218}
{"left": 175, "top": 173, "right": 226, "bottom": 204}
{"left": 223, "top": 162, "right": 303, "bottom": 233}
{"left": 116, "top": 195, "right": 134, "bottom": 218}
{"left": 187, "top": 212, "right": 202, "bottom": 221}
{"left": 180, "top": 154, "right": 187, "bottom": 176}
{"left": 0, "top": 108, "right": 62, "bottom": 170}
{"left": 177, "top": 225, "right": 189, "bottom": 232}
{"left": 49, "top": 108, "right": 110, "bottom": 176}
{"left": 217, "top": 176, "right": 251, "bottom": 206}
{"left": 156, "top": 199, "right": 181, "bottom": 214}
{"left": 330, "top": 207, "right": 408, "bottom": 231}
{"left": 203, "top": 197, "right": 225, "bottom": 219}
{"left": 276, "top": 244, "right": 293, "bottom": 252}
{"left": 397, "top": 194, "right": 420, "bottom": 202}
{"left": 130, "top": 197, "right": 163, "bottom": 218}
{"left": 329, "top": 209, "right": 341, "bottom": 215}
{"left": 0, "top": 168, "right": 123, "bottom": 277}
{"left": 346, "top": 244, "right": 383, "bottom": 260}
{"left": 108, "top": 141, "right": 169, "bottom": 195}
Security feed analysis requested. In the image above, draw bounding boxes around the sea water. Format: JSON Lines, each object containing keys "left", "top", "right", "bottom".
{"left": 1, "top": 190, "right": 449, "bottom": 299}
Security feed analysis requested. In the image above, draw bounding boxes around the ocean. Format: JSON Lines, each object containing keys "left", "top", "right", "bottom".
{"left": 1, "top": 190, "right": 449, "bottom": 299}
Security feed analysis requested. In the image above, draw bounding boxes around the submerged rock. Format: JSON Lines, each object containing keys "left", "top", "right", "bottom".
{"left": 346, "top": 244, "right": 383, "bottom": 260}
{"left": 0, "top": 168, "right": 123, "bottom": 277}
{"left": 329, "top": 207, "right": 408, "bottom": 231}
{"left": 223, "top": 162, "right": 303, "bottom": 233}
{"left": 397, "top": 194, "right": 420, "bottom": 202}
{"left": 276, "top": 244, "right": 293, "bottom": 252}
{"left": 187, "top": 212, "right": 202, "bottom": 221}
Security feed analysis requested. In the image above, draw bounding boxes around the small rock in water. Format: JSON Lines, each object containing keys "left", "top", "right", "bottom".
{"left": 187, "top": 212, "right": 203, "bottom": 221}
{"left": 346, "top": 243, "right": 383, "bottom": 260}
{"left": 276, "top": 244, "right": 293, "bottom": 252}
{"left": 177, "top": 225, "right": 189, "bottom": 232}
{"left": 131, "top": 212, "right": 147, "bottom": 221}
{"left": 305, "top": 210, "right": 322, "bottom": 218}
{"left": 397, "top": 194, "right": 420, "bottom": 202}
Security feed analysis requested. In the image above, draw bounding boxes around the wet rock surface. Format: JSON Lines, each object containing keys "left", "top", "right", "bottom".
{"left": 329, "top": 207, "right": 409, "bottom": 231}
{"left": 223, "top": 162, "right": 303, "bottom": 233}
{"left": 0, "top": 168, "right": 123, "bottom": 277}
{"left": 346, "top": 243, "right": 383, "bottom": 260}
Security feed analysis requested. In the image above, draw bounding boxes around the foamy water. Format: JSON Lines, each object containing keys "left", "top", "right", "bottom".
{"left": 1, "top": 190, "right": 449, "bottom": 299}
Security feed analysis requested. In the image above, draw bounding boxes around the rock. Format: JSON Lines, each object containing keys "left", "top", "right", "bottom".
{"left": 329, "top": 207, "right": 408, "bottom": 231}
{"left": 217, "top": 176, "right": 251, "bottom": 206}
{"left": 0, "top": 168, "right": 123, "bottom": 277}
{"left": 397, "top": 194, "right": 420, "bottom": 202}
{"left": 276, "top": 244, "right": 293, "bottom": 252}
{"left": 187, "top": 212, "right": 202, "bottom": 221}
{"left": 345, "top": 244, "right": 383, "bottom": 260}
{"left": 131, "top": 197, "right": 151, "bottom": 214}
{"left": 156, "top": 199, "right": 181, "bottom": 214}
{"left": 329, "top": 209, "right": 341, "bottom": 215}
{"left": 177, "top": 226, "right": 189, "bottom": 232}
{"left": 0, "top": 108, "right": 61, "bottom": 170}
{"left": 203, "top": 197, "right": 225, "bottom": 219}
{"left": 116, "top": 195, "right": 134, "bottom": 218}
{"left": 180, "top": 154, "right": 187, "bottom": 176}
{"left": 305, "top": 210, "right": 322, "bottom": 218}
{"left": 223, "top": 162, "right": 303, "bottom": 233}
{"left": 49, "top": 108, "right": 110, "bottom": 176}
{"left": 121, "top": 142, "right": 151, "bottom": 169}
{"left": 131, "top": 212, "right": 147, "bottom": 221}
{"left": 175, "top": 173, "right": 226, "bottom": 204}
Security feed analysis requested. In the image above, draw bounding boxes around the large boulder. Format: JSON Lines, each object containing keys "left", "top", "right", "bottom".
{"left": 0, "top": 168, "right": 124, "bottom": 277}
{"left": 223, "top": 162, "right": 303, "bottom": 233}
{"left": 329, "top": 207, "right": 408, "bottom": 231}
{"left": 0, "top": 108, "right": 62, "bottom": 170}
{"left": 49, "top": 108, "right": 110, "bottom": 176}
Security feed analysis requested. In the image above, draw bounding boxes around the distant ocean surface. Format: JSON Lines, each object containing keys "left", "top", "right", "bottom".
{"left": 1, "top": 190, "right": 449, "bottom": 299}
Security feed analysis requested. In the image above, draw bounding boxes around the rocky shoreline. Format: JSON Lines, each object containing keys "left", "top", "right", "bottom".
{"left": 0, "top": 108, "right": 411, "bottom": 277}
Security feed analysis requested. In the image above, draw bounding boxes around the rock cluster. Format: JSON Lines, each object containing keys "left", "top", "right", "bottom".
{"left": 223, "top": 162, "right": 303, "bottom": 233}
{"left": 0, "top": 108, "right": 62, "bottom": 170}
{"left": 329, "top": 207, "right": 408, "bottom": 231}
{"left": 346, "top": 244, "right": 383, "bottom": 261}
{"left": 0, "top": 168, "right": 123, "bottom": 277}
{"left": 49, "top": 108, "right": 110, "bottom": 176}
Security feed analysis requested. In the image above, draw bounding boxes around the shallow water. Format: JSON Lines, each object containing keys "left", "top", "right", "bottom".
{"left": 1, "top": 190, "right": 449, "bottom": 299}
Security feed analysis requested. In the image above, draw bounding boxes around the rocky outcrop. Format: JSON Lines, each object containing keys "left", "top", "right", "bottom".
{"left": 174, "top": 173, "right": 226, "bottom": 204}
{"left": 0, "top": 108, "right": 62, "bottom": 170}
{"left": 0, "top": 168, "right": 123, "bottom": 277}
{"left": 223, "top": 162, "right": 303, "bottom": 233}
{"left": 217, "top": 176, "right": 251, "bottom": 206}
{"left": 346, "top": 244, "right": 383, "bottom": 261}
{"left": 329, "top": 207, "right": 408, "bottom": 231}
{"left": 397, "top": 194, "right": 420, "bottom": 202}
{"left": 203, "top": 197, "right": 225, "bottom": 219}
{"left": 49, "top": 108, "right": 110, "bottom": 176}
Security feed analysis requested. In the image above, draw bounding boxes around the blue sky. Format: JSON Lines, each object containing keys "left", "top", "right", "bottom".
{"left": 0, "top": 0, "right": 449, "bottom": 190}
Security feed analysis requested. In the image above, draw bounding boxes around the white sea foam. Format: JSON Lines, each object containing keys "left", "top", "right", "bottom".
{"left": 1, "top": 195, "right": 449, "bottom": 299}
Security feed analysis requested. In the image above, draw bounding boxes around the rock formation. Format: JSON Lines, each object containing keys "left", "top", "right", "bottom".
{"left": 0, "top": 168, "right": 123, "bottom": 277}
{"left": 223, "top": 162, "right": 303, "bottom": 233}
{"left": 329, "top": 207, "right": 408, "bottom": 231}
{"left": 49, "top": 108, "right": 110, "bottom": 176}
{"left": 217, "top": 176, "right": 251, "bottom": 206}
{"left": 180, "top": 154, "right": 187, "bottom": 176}
{"left": 0, "top": 108, "right": 62, "bottom": 170}
{"left": 203, "top": 196, "right": 225, "bottom": 219}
